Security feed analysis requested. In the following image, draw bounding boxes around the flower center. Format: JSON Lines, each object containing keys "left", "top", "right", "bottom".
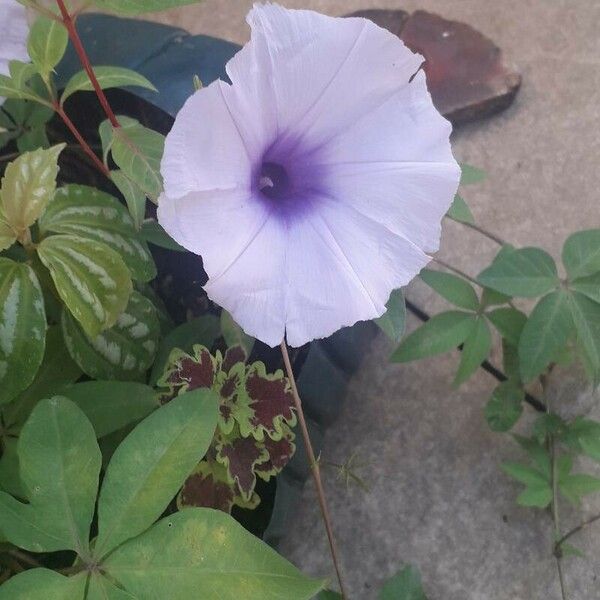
{"left": 258, "top": 162, "right": 291, "bottom": 200}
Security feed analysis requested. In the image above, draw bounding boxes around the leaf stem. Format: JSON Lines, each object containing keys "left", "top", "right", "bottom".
{"left": 459, "top": 220, "right": 508, "bottom": 247}
{"left": 280, "top": 340, "right": 348, "bottom": 600}
{"left": 432, "top": 256, "right": 481, "bottom": 288}
{"left": 556, "top": 513, "right": 600, "bottom": 549}
{"left": 54, "top": 0, "right": 120, "bottom": 128}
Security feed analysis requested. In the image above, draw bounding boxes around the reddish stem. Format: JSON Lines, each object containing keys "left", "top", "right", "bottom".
{"left": 54, "top": 103, "right": 110, "bottom": 178}
{"left": 55, "top": 0, "right": 120, "bottom": 128}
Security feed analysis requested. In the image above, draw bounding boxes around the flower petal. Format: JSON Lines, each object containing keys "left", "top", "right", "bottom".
{"left": 0, "top": 0, "right": 29, "bottom": 90}
{"left": 161, "top": 81, "right": 257, "bottom": 199}
{"left": 284, "top": 197, "right": 430, "bottom": 347}
{"left": 247, "top": 4, "right": 423, "bottom": 150}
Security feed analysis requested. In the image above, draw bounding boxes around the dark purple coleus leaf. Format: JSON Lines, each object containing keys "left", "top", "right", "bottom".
{"left": 255, "top": 430, "right": 296, "bottom": 481}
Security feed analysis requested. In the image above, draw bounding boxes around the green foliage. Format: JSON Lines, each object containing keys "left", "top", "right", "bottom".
{"left": 420, "top": 269, "right": 479, "bottom": 311}
{"left": 0, "top": 61, "right": 47, "bottom": 103}
{"left": 141, "top": 218, "right": 186, "bottom": 251}
{"left": 221, "top": 309, "right": 255, "bottom": 356}
{"left": 379, "top": 565, "right": 429, "bottom": 600}
{"left": 484, "top": 382, "right": 523, "bottom": 432}
{"left": 110, "top": 169, "right": 147, "bottom": 230}
{"left": 61, "top": 66, "right": 156, "bottom": 104}
{"left": 0, "top": 99, "right": 53, "bottom": 153}
{"left": 453, "top": 317, "right": 491, "bottom": 386}
{"left": 27, "top": 17, "right": 68, "bottom": 79}
{"left": 460, "top": 163, "right": 486, "bottom": 185}
{"left": 92, "top": 0, "right": 200, "bottom": 15}
{"left": 446, "top": 194, "right": 474, "bottom": 225}
{"left": 376, "top": 288, "right": 407, "bottom": 342}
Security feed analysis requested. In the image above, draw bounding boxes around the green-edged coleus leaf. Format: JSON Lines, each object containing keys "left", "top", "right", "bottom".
{"left": 484, "top": 381, "right": 524, "bottom": 432}
{"left": 39, "top": 184, "right": 156, "bottom": 282}
{"left": 103, "top": 508, "right": 324, "bottom": 599}
{"left": 110, "top": 121, "right": 164, "bottom": 201}
{"left": 60, "top": 381, "right": 158, "bottom": 438}
{"left": 518, "top": 290, "right": 573, "bottom": 382}
{"left": 460, "top": 163, "right": 486, "bottom": 185}
{"left": 0, "top": 397, "right": 101, "bottom": 554}
{"left": 568, "top": 291, "right": 600, "bottom": 382}
{"left": 486, "top": 306, "right": 527, "bottom": 346}
{"left": 27, "top": 17, "right": 68, "bottom": 78}
{"left": 0, "top": 145, "right": 64, "bottom": 239}
{"left": 379, "top": 565, "right": 428, "bottom": 600}
{"left": 375, "top": 288, "right": 406, "bottom": 342}
{"left": 562, "top": 229, "right": 600, "bottom": 281}
{"left": 254, "top": 427, "right": 296, "bottom": 482}
{"left": 38, "top": 234, "right": 132, "bottom": 337}
{"left": 179, "top": 461, "right": 241, "bottom": 514}
{"left": 420, "top": 268, "right": 479, "bottom": 311}
{"left": 478, "top": 246, "right": 559, "bottom": 297}
{"left": 0, "top": 569, "right": 86, "bottom": 600}
{"left": 221, "top": 309, "right": 255, "bottom": 356}
{"left": 446, "top": 194, "right": 474, "bottom": 225}
{"left": 0, "top": 259, "right": 46, "bottom": 405}
{"left": 390, "top": 311, "right": 476, "bottom": 362}
{"left": 93, "top": 389, "right": 219, "bottom": 558}
{"left": 61, "top": 291, "right": 159, "bottom": 381}
{"left": 453, "top": 317, "right": 491, "bottom": 386}
{"left": 61, "top": 66, "right": 156, "bottom": 104}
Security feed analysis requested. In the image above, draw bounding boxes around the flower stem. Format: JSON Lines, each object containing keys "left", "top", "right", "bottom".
{"left": 53, "top": 102, "right": 110, "bottom": 178}
{"left": 55, "top": 0, "right": 120, "bottom": 128}
{"left": 280, "top": 340, "right": 348, "bottom": 600}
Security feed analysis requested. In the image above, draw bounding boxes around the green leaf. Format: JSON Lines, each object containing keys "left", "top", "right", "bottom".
{"left": 516, "top": 484, "right": 553, "bottom": 508}
{"left": 38, "top": 234, "right": 133, "bottom": 337}
{"left": 565, "top": 418, "right": 600, "bottom": 461}
{"left": 390, "top": 311, "right": 476, "bottom": 362}
{"left": 486, "top": 307, "right": 527, "bottom": 346}
{"left": 86, "top": 574, "right": 136, "bottom": 600}
{"left": 502, "top": 461, "right": 548, "bottom": 486}
{"left": 0, "top": 145, "right": 64, "bottom": 237}
{"left": 61, "top": 381, "right": 158, "bottom": 438}
{"left": 94, "top": 388, "right": 219, "bottom": 558}
{"left": 478, "top": 247, "right": 559, "bottom": 297}
{"left": 559, "top": 473, "right": 600, "bottom": 503}
{"left": 111, "top": 122, "right": 164, "bottom": 201}
{"left": 518, "top": 291, "right": 573, "bottom": 382}
{"left": 61, "top": 66, "right": 156, "bottom": 104}
{"left": 375, "top": 288, "right": 406, "bottom": 342}
{"left": 0, "top": 397, "right": 101, "bottom": 554}
{"left": 92, "top": 0, "right": 199, "bottom": 15}
{"left": 446, "top": 194, "right": 474, "bottom": 224}
{"left": 140, "top": 218, "right": 186, "bottom": 251}
{"left": 568, "top": 291, "right": 600, "bottom": 381}
{"left": 484, "top": 381, "right": 524, "bottom": 432}
{"left": 0, "top": 569, "right": 86, "bottom": 600}
{"left": 111, "top": 170, "right": 146, "bottom": 230}
{"left": 453, "top": 317, "right": 491, "bottom": 386}
{"left": 560, "top": 543, "right": 585, "bottom": 558}
{"left": 562, "top": 229, "right": 600, "bottom": 280}
{"left": 0, "top": 218, "right": 16, "bottom": 252}
{"left": 39, "top": 184, "right": 156, "bottom": 282}
{"left": 420, "top": 268, "right": 479, "bottom": 310}
{"left": 570, "top": 272, "right": 600, "bottom": 304}
{"left": 221, "top": 309, "right": 255, "bottom": 355}
{"left": 480, "top": 287, "right": 512, "bottom": 308}
{"left": 149, "top": 315, "right": 220, "bottom": 385}
{"left": 0, "top": 259, "right": 46, "bottom": 405}
{"left": 104, "top": 508, "right": 324, "bottom": 599}
{"left": 61, "top": 291, "right": 159, "bottom": 381}
{"left": 379, "top": 565, "right": 428, "bottom": 600}
{"left": 318, "top": 592, "right": 342, "bottom": 600}
{"left": 27, "top": 17, "right": 68, "bottom": 78}
{"left": 514, "top": 435, "right": 551, "bottom": 477}
{"left": 460, "top": 163, "right": 486, "bottom": 185}
{"left": 0, "top": 65, "right": 46, "bottom": 103}
{"left": 501, "top": 462, "right": 551, "bottom": 508}
{"left": 2, "top": 325, "right": 81, "bottom": 429}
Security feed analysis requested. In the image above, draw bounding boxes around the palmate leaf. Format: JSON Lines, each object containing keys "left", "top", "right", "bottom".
{"left": 379, "top": 565, "right": 428, "bottom": 600}
{"left": 446, "top": 194, "right": 474, "bottom": 225}
{"left": 0, "top": 259, "right": 46, "bottom": 405}
{"left": 478, "top": 246, "right": 559, "bottom": 297}
{"left": 420, "top": 268, "right": 479, "bottom": 311}
{"left": 93, "top": 389, "right": 219, "bottom": 558}
{"left": 390, "top": 311, "right": 476, "bottom": 362}
{"left": 570, "top": 272, "right": 600, "bottom": 304}
{"left": 486, "top": 306, "right": 527, "bottom": 346}
{"left": 562, "top": 229, "right": 600, "bottom": 280}
{"left": 453, "top": 317, "right": 491, "bottom": 386}
{"left": 568, "top": 291, "right": 600, "bottom": 382}
{"left": 27, "top": 17, "right": 68, "bottom": 78}
{"left": 518, "top": 291, "right": 573, "bottom": 382}
{"left": 501, "top": 462, "right": 551, "bottom": 508}
{"left": 375, "top": 288, "right": 406, "bottom": 342}
{"left": 0, "top": 397, "right": 101, "bottom": 555}
{"left": 103, "top": 508, "right": 324, "bottom": 599}
{"left": 61, "top": 66, "right": 156, "bottom": 104}
{"left": 61, "top": 291, "right": 159, "bottom": 381}
{"left": 460, "top": 163, "right": 486, "bottom": 185}
{"left": 39, "top": 185, "right": 156, "bottom": 282}
{"left": 0, "top": 569, "right": 86, "bottom": 600}
{"left": 484, "top": 382, "right": 523, "bottom": 432}
{"left": 0, "top": 145, "right": 64, "bottom": 238}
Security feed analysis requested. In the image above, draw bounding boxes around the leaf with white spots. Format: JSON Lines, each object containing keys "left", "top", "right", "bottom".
{"left": 0, "top": 145, "right": 65, "bottom": 239}
{"left": 0, "top": 397, "right": 101, "bottom": 554}
{"left": 61, "top": 291, "right": 159, "bottom": 381}
{"left": 38, "top": 234, "right": 132, "bottom": 337}
{"left": 0, "top": 259, "right": 46, "bottom": 405}
{"left": 39, "top": 184, "right": 156, "bottom": 281}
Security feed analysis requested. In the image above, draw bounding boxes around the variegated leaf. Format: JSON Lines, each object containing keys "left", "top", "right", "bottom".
{"left": 0, "top": 215, "right": 16, "bottom": 251}
{"left": 61, "top": 291, "right": 159, "bottom": 381}
{"left": 0, "top": 145, "right": 64, "bottom": 239}
{"left": 0, "top": 259, "right": 46, "bottom": 405}
{"left": 38, "top": 234, "right": 132, "bottom": 337}
{"left": 39, "top": 185, "right": 155, "bottom": 282}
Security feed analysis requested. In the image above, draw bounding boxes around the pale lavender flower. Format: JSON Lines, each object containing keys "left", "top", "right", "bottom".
{"left": 0, "top": 0, "right": 29, "bottom": 104}
{"left": 159, "top": 3, "right": 460, "bottom": 347}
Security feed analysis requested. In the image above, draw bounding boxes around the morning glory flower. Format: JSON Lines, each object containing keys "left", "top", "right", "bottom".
{"left": 159, "top": 3, "right": 460, "bottom": 347}
{"left": 0, "top": 0, "right": 29, "bottom": 104}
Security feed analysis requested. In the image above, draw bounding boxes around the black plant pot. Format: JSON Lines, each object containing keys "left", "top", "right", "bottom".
{"left": 55, "top": 14, "right": 378, "bottom": 545}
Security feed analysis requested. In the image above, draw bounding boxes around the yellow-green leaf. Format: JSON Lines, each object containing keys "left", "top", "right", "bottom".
{"left": 27, "top": 17, "right": 68, "bottom": 78}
